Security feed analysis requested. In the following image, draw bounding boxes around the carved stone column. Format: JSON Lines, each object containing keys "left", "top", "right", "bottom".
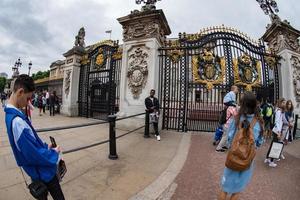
{"left": 117, "top": 9, "right": 171, "bottom": 129}
{"left": 61, "top": 46, "right": 85, "bottom": 116}
{"left": 262, "top": 18, "right": 300, "bottom": 114}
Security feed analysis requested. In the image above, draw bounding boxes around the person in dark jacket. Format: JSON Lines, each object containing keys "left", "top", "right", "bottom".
{"left": 145, "top": 89, "right": 161, "bottom": 141}
{"left": 4, "top": 74, "right": 65, "bottom": 200}
{"left": 49, "top": 91, "right": 57, "bottom": 116}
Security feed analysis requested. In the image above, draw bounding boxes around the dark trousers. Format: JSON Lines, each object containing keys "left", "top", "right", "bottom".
{"left": 43, "top": 105, "right": 46, "bottom": 113}
{"left": 153, "top": 122, "right": 159, "bottom": 136}
{"left": 39, "top": 176, "right": 65, "bottom": 200}
{"left": 266, "top": 132, "right": 279, "bottom": 162}
{"left": 50, "top": 105, "right": 55, "bottom": 116}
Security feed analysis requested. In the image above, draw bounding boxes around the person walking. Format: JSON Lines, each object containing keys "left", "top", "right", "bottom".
{"left": 45, "top": 90, "right": 50, "bottom": 110}
{"left": 284, "top": 100, "right": 295, "bottom": 143}
{"left": 265, "top": 98, "right": 286, "bottom": 167}
{"left": 49, "top": 91, "right": 57, "bottom": 116}
{"left": 219, "top": 92, "right": 264, "bottom": 200}
{"left": 37, "top": 92, "right": 43, "bottom": 116}
{"left": 42, "top": 94, "right": 47, "bottom": 114}
{"left": 261, "top": 98, "right": 274, "bottom": 140}
{"left": 1, "top": 92, "right": 7, "bottom": 107}
{"left": 4, "top": 74, "right": 65, "bottom": 200}
{"left": 216, "top": 105, "right": 238, "bottom": 152}
{"left": 145, "top": 89, "right": 161, "bottom": 141}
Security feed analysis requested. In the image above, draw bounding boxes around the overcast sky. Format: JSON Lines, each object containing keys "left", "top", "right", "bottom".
{"left": 0, "top": 0, "right": 299, "bottom": 77}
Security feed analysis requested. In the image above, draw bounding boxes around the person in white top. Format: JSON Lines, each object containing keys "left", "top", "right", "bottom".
{"left": 45, "top": 90, "right": 50, "bottom": 110}
{"left": 265, "top": 98, "right": 286, "bottom": 167}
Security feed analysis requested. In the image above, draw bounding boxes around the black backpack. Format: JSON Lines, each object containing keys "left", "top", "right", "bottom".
{"left": 219, "top": 107, "right": 228, "bottom": 125}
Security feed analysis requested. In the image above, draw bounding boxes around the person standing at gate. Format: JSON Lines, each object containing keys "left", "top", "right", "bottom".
{"left": 223, "top": 85, "right": 239, "bottom": 107}
{"left": 4, "top": 74, "right": 65, "bottom": 200}
{"left": 216, "top": 86, "right": 239, "bottom": 152}
{"left": 45, "top": 89, "right": 50, "bottom": 110}
{"left": 145, "top": 89, "right": 160, "bottom": 141}
{"left": 261, "top": 98, "right": 274, "bottom": 140}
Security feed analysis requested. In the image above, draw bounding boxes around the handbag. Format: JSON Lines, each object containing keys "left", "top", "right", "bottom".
{"left": 268, "top": 141, "right": 284, "bottom": 159}
{"left": 57, "top": 159, "right": 67, "bottom": 181}
{"left": 20, "top": 167, "right": 48, "bottom": 199}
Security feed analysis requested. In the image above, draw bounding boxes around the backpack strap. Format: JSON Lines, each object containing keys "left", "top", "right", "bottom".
{"left": 250, "top": 117, "right": 257, "bottom": 129}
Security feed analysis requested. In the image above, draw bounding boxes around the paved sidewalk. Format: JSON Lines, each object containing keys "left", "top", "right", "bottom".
{"left": 161, "top": 133, "right": 300, "bottom": 200}
{"left": 0, "top": 108, "right": 185, "bottom": 200}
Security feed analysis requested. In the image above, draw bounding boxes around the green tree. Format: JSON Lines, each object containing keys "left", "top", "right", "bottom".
{"left": 31, "top": 70, "right": 50, "bottom": 80}
{"left": 0, "top": 77, "right": 7, "bottom": 92}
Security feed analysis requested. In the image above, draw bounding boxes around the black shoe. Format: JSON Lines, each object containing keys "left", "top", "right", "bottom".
{"left": 222, "top": 146, "right": 228, "bottom": 150}
{"left": 216, "top": 149, "right": 226, "bottom": 152}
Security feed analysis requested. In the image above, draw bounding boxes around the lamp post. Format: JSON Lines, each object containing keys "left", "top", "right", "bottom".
{"left": 28, "top": 61, "right": 32, "bottom": 76}
{"left": 12, "top": 58, "right": 22, "bottom": 78}
{"left": 256, "top": 0, "right": 279, "bottom": 20}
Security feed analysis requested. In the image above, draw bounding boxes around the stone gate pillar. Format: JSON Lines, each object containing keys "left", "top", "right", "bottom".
{"left": 117, "top": 8, "right": 171, "bottom": 129}
{"left": 262, "top": 18, "right": 300, "bottom": 114}
{"left": 61, "top": 46, "right": 85, "bottom": 116}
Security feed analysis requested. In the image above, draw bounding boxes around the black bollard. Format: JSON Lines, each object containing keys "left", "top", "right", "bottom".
{"left": 144, "top": 109, "right": 150, "bottom": 138}
{"left": 108, "top": 115, "right": 118, "bottom": 160}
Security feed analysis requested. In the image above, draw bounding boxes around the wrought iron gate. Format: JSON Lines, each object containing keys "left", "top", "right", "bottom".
{"left": 78, "top": 40, "right": 122, "bottom": 120}
{"left": 159, "top": 26, "right": 280, "bottom": 132}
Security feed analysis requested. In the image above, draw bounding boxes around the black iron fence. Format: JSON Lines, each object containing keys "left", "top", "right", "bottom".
{"left": 36, "top": 112, "right": 150, "bottom": 159}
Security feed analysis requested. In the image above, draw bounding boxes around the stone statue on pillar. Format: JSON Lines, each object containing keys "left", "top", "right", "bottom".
{"left": 74, "top": 27, "right": 86, "bottom": 47}
{"left": 262, "top": 15, "right": 300, "bottom": 111}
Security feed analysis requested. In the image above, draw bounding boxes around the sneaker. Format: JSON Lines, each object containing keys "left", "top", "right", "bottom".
{"left": 276, "top": 159, "right": 280, "bottom": 162}
{"left": 157, "top": 135, "right": 161, "bottom": 141}
{"left": 281, "top": 154, "right": 285, "bottom": 160}
{"left": 264, "top": 158, "right": 270, "bottom": 164}
{"left": 269, "top": 162, "right": 277, "bottom": 167}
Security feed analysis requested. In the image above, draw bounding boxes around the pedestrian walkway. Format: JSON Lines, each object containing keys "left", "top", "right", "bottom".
{"left": 156, "top": 133, "right": 300, "bottom": 200}
{"left": 0, "top": 108, "right": 186, "bottom": 200}
{"left": 1, "top": 107, "right": 299, "bottom": 200}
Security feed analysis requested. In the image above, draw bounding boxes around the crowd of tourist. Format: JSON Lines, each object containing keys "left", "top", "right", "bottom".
{"left": 214, "top": 85, "right": 297, "bottom": 200}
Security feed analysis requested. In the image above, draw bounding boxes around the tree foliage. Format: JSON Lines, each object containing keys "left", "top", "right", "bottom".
{"left": 0, "top": 77, "right": 7, "bottom": 92}
{"left": 31, "top": 70, "right": 50, "bottom": 80}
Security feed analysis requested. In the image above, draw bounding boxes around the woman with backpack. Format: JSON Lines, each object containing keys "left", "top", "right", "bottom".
{"left": 219, "top": 92, "right": 264, "bottom": 200}
{"left": 265, "top": 98, "right": 286, "bottom": 167}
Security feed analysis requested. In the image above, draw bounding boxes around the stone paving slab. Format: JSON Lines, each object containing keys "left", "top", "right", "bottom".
{"left": 167, "top": 133, "right": 300, "bottom": 200}
{"left": 0, "top": 108, "right": 184, "bottom": 200}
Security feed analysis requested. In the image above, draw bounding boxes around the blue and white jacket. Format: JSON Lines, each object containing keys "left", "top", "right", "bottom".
{"left": 5, "top": 105, "right": 59, "bottom": 182}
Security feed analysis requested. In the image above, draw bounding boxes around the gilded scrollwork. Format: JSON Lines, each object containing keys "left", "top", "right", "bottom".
{"left": 264, "top": 55, "right": 277, "bottom": 70}
{"left": 167, "top": 49, "right": 184, "bottom": 63}
{"left": 81, "top": 54, "right": 90, "bottom": 65}
{"left": 192, "top": 49, "right": 225, "bottom": 90}
{"left": 94, "top": 49, "right": 106, "bottom": 70}
{"left": 127, "top": 47, "right": 149, "bottom": 99}
{"left": 112, "top": 48, "right": 123, "bottom": 60}
{"left": 233, "top": 53, "right": 261, "bottom": 91}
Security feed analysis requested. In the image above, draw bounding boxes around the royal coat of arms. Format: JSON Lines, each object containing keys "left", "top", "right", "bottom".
{"left": 192, "top": 49, "right": 225, "bottom": 90}
{"left": 94, "top": 49, "right": 107, "bottom": 70}
{"left": 233, "top": 53, "right": 261, "bottom": 91}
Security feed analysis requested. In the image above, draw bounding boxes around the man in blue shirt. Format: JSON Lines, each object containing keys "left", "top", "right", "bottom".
{"left": 5, "top": 74, "right": 65, "bottom": 200}
{"left": 223, "top": 85, "right": 239, "bottom": 107}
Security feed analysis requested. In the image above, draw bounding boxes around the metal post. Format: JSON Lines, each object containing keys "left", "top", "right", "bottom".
{"left": 108, "top": 115, "right": 118, "bottom": 160}
{"left": 293, "top": 114, "right": 298, "bottom": 139}
{"left": 144, "top": 109, "right": 150, "bottom": 138}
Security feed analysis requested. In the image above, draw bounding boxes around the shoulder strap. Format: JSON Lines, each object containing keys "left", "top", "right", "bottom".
{"left": 19, "top": 167, "right": 29, "bottom": 187}
{"left": 250, "top": 117, "right": 257, "bottom": 128}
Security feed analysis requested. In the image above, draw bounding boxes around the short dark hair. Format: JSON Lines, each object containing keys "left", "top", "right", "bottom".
{"left": 150, "top": 89, "right": 155, "bottom": 93}
{"left": 13, "top": 74, "right": 35, "bottom": 93}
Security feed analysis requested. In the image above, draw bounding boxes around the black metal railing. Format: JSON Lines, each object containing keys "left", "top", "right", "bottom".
{"left": 36, "top": 111, "right": 150, "bottom": 159}
{"left": 293, "top": 114, "right": 299, "bottom": 139}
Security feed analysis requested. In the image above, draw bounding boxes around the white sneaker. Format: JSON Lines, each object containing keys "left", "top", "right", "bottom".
{"left": 281, "top": 154, "right": 285, "bottom": 160}
{"left": 269, "top": 162, "right": 277, "bottom": 167}
{"left": 157, "top": 135, "right": 161, "bottom": 141}
{"left": 264, "top": 158, "right": 270, "bottom": 164}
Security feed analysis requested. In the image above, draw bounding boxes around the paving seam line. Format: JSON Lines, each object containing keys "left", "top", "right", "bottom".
{"left": 129, "top": 133, "right": 191, "bottom": 200}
